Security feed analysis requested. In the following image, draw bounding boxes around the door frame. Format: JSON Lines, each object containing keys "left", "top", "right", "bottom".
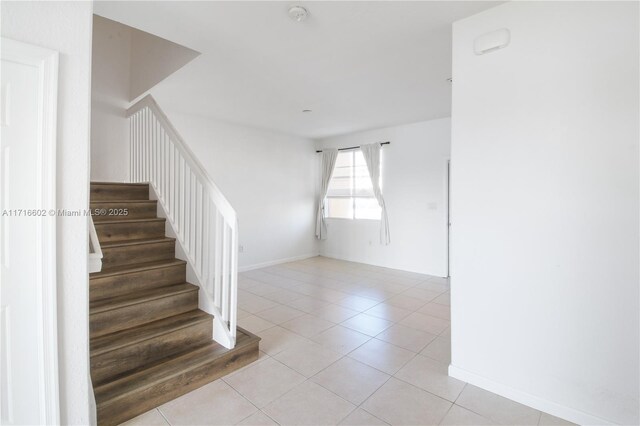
{"left": 1, "top": 38, "right": 59, "bottom": 424}
{"left": 446, "top": 159, "right": 451, "bottom": 278}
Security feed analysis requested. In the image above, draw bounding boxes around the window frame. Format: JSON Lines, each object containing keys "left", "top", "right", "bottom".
{"left": 325, "top": 149, "right": 381, "bottom": 221}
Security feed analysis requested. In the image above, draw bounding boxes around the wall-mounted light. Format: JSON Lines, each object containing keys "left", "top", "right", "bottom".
{"left": 474, "top": 28, "right": 510, "bottom": 55}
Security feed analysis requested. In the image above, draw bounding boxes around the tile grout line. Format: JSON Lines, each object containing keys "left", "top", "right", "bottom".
{"left": 156, "top": 407, "right": 172, "bottom": 426}
{"left": 234, "top": 259, "right": 453, "bottom": 425}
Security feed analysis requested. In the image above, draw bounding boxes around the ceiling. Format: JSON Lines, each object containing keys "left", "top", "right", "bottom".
{"left": 95, "top": 1, "right": 499, "bottom": 139}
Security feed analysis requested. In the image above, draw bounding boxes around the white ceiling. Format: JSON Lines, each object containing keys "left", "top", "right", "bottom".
{"left": 95, "top": 1, "right": 499, "bottom": 139}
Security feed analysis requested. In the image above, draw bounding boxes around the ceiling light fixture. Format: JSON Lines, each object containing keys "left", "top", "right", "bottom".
{"left": 302, "top": 109, "right": 312, "bottom": 113}
{"left": 288, "top": 6, "right": 309, "bottom": 22}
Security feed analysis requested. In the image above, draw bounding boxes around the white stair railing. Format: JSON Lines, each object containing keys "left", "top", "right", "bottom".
{"left": 88, "top": 215, "right": 103, "bottom": 273}
{"left": 126, "top": 95, "right": 238, "bottom": 349}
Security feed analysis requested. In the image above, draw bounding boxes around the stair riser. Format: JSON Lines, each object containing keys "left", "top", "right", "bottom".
{"left": 90, "top": 264, "right": 186, "bottom": 302}
{"left": 91, "top": 201, "right": 157, "bottom": 221}
{"left": 90, "top": 290, "right": 198, "bottom": 338}
{"left": 101, "top": 241, "right": 175, "bottom": 269}
{"left": 91, "top": 184, "right": 149, "bottom": 201}
{"left": 95, "top": 220, "right": 166, "bottom": 243}
{"left": 91, "top": 320, "right": 213, "bottom": 385}
{"left": 96, "top": 341, "right": 259, "bottom": 426}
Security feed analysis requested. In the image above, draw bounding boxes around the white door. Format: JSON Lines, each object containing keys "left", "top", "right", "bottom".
{"left": 0, "top": 38, "right": 59, "bottom": 425}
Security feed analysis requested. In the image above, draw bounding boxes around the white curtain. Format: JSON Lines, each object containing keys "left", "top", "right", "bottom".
{"left": 360, "top": 143, "right": 390, "bottom": 245}
{"left": 315, "top": 148, "right": 338, "bottom": 240}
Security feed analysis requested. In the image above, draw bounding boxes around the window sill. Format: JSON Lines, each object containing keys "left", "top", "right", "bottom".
{"left": 326, "top": 217, "right": 381, "bottom": 222}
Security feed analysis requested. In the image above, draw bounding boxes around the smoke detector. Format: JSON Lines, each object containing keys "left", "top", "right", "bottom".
{"left": 288, "top": 6, "right": 309, "bottom": 22}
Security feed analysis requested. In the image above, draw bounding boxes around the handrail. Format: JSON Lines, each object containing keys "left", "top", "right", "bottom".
{"left": 88, "top": 215, "right": 103, "bottom": 273}
{"left": 126, "top": 96, "right": 237, "bottom": 224}
{"left": 126, "top": 95, "right": 238, "bottom": 348}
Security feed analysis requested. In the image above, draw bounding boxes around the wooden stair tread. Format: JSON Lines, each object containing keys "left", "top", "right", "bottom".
{"left": 90, "top": 200, "right": 155, "bottom": 203}
{"left": 91, "top": 182, "right": 149, "bottom": 186}
{"left": 91, "top": 310, "right": 211, "bottom": 356}
{"left": 89, "top": 181, "right": 260, "bottom": 424}
{"left": 90, "top": 283, "right": 197, "bottom": 313}
{"left": 94, "top": 328, "right": 259, "bottom": 405}
{"left": 100, "top": 236, "right": 175, "bottom": 248}
{"left": 94, "top": 217, "right": 165, "bottom": 225}
{"left": 90, "top": 259, "right": 186, "bottom": 279}
{"left": 91, "top": 200, "right": 159, "bottom": 223}
{"left": 91, "top": 183, "right": 150, "bottom": 202}
{"left": 91, "top": 200, "right": 156, "bottom": 204}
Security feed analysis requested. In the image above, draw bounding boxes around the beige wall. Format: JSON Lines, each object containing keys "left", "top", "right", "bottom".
{"left": 129, "top": 29, "right": 199, "bottom": 100}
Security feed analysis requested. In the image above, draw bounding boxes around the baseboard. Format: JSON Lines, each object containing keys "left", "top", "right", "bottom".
{"left": 448, "top": 365, "right": 614, "bottom": 426}
{"left": 320, "top": 252, "right": 448, "bottom": 278}
{"left": 238, "top": 253, "right": 319, "bottom": 272}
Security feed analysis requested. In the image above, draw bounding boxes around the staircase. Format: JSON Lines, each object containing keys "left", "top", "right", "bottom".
{"left": 89, "top": 182, "right": 259, "bottom": 426}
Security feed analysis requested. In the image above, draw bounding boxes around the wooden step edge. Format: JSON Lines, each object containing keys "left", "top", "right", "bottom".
{"left": 91, "top": 182, "right": 149, "bottom": 186}
{"left": 94, "top": 329, "right": 259, "bottom": 405}
{"left": 90, "top": 259, "right": 186, "bottom": 279}
{"left": 90, "top": 310, "right": 212, "bottom": 357}
{"left": 90, "top": 283, "right": 197, "bottom": 314}
{"left": 93, "top": 217, "right": 166, "bottom": 225}
{"left": 100, "top": 237, "right": 175, "bottom": 249}
{"left": 236, "top": 326, "right": 259, "bottom": 340}
{"left": 91, "top": 200, "right": 157, "bottom": 205}
{"left": 89, "top": 198, "right": 158, "bottom": 204}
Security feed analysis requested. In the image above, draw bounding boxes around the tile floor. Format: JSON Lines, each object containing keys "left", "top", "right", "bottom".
{"left": 123, "top": 256, "right": 574, "bottom": 426}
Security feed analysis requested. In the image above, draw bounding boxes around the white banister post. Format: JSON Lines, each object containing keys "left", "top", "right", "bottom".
{"left": 230, "top": 219, "right": 238, "bottom": 343}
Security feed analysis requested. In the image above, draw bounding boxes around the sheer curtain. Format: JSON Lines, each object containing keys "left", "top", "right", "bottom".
{"left": 360, "top": 143, "right": 390, "bottom": 245}
{"left": 315, "top": 148, "right": 338, "bottom": 240}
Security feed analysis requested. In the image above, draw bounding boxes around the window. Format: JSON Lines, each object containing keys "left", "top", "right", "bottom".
{"left": 326, "top": 150, "right": 382, "bottom": 220}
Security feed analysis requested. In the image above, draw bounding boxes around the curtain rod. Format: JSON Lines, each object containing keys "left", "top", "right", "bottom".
{"left": 315, "top": 141, "right": 390, "bottom": 153}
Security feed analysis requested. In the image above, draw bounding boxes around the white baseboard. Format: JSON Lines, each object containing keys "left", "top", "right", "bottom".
{"left": 320, "top": 252, "right": 447, "bottom": 278}
{"left": 448, "top": 365, "right": 614, "bottom": 426}
{"left": 238, "top": 253, "right": 319, "bottom": 272}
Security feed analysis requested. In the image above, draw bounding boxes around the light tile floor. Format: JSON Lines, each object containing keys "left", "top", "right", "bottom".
{"left": 122, "top": 256, "right": 575, "bottom": 426}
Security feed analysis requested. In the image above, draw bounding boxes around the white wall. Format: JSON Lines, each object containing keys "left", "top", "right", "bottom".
{"left": 159, "top": 109, "right": 319, "bottom": 270}
{"left": 90, "top": 16, "right": 199, "bottom": 182}
{"left": 91, "top": 16, "right": 131, "bottom": 182}
{"left": 1, "top": 1, "right": 95, "bottom": 424}
{"left": 450, "top": 2, "right": 639, "bottom": 425}
{"left": 316, "top": 118, "right": 451, "bottom": 276}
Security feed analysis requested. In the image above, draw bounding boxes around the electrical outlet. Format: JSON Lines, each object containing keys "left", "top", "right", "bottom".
{"left": 239, "top": 245, "right": 244, "bottom": 253}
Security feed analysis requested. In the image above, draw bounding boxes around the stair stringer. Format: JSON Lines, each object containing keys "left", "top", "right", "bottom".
{"left": 148, "top": 183, "right": 234, "bottom": 349}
